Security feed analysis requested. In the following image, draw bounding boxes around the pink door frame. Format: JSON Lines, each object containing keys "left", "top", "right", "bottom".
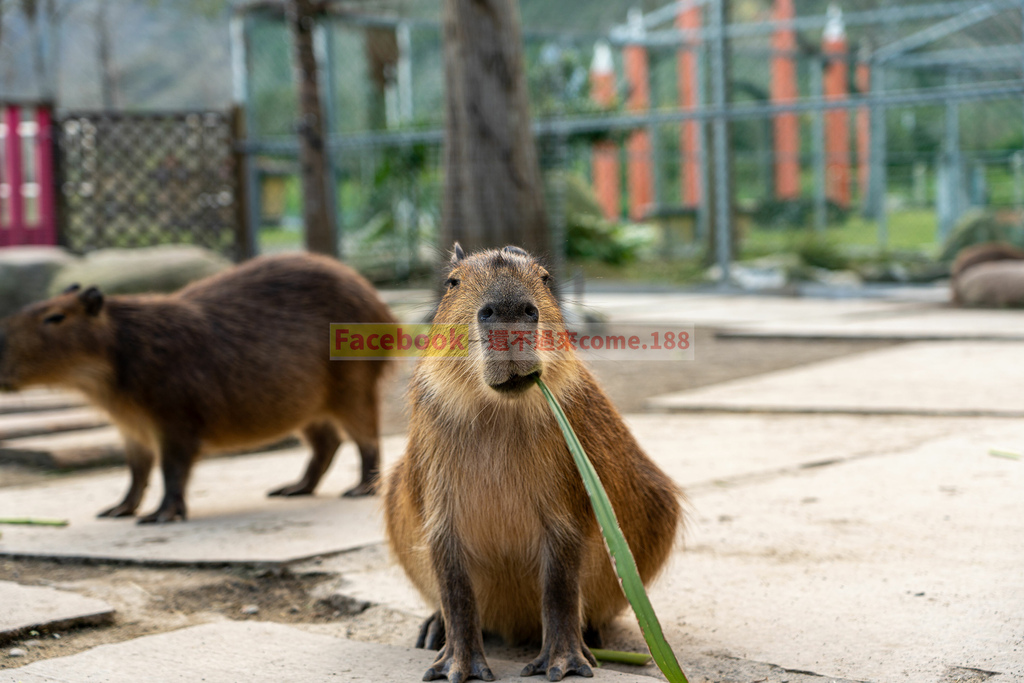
{"left": 1, "top": 103, "right": 58, "bottom": 247}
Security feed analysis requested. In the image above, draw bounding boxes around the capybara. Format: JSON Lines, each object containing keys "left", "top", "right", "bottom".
{"left": 383, "top": 245, "right": 682, "bottom": 682}
{"left": 0, "top": 253, "right": 395, "bottom": 523}
{"left": 955, "top": 260, "right": 1024, "bottom": 307}
{"left": 950, "top": 242, "right": 1024, "bottom": 305}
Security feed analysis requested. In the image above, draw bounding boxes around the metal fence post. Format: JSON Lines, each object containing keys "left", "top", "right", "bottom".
{"left": 939, "top": 69, "right": 961, "bottom": 242}
{"left": 811, "top": 56, "right": 827, "bottom": 232}
{"left": 315, "top": 20, "right": 343, "bottom": 257}
{"left": 696, "top": 45, "right": 711, "bottom": 244}
{"left": 870, "top": 63, "right": 888, "bottom": 248}
{"left": 230, "top": 12, "right": 259, "bottom": 259}
{"left": 709, "top": 0, "right": 732, "bottom": 282}
{"left": 550, "top": 134, "right": 569, "bottom": 286}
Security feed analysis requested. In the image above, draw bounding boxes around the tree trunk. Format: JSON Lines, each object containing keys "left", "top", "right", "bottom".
{"left": 441, "top": 0, "right": 549, "bottom": 256}
{"left": 287, "top": 0, "right": 338, "bottom": 257}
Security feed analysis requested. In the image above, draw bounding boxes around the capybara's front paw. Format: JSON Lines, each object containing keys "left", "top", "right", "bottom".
{"left": 267, "top": 481, "right": 315, "bottom": 497}
{"left": 136, "top": 500, "right": 187, "bottom": 524}
{"left": 97, "top": 502, "right": 137, "bottom": 518}
{"left": 521, "top": 640, "right": 596, "bottom": 681}
{"left": 423, "top": 645, "right": 494, "bottom": 683}
{"left": 341, "top": 480, "right": 377, "bottom": 497}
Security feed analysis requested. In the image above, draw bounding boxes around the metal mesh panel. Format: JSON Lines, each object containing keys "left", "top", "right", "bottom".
{"left": 57, "top": 110, "right": 239, "bottom": 257}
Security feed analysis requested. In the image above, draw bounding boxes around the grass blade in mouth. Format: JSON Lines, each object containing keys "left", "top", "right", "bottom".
{"left": 534, "top": 375, "right": 688, "bottom": 683}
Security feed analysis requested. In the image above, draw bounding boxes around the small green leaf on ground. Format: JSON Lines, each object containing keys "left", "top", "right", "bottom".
{"left": 989, "top": 448, "right": 1022, "bottom": 461}
{"left": 0, "top": 518, "right": 69, "bottom": 526}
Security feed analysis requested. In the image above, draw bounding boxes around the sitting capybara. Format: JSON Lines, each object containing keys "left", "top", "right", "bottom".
{"left": 0, "top": 253, "right": 395, "bottom": 523}
{"left": 950, "top": 242, "right": 1024, "bottom": 306}
{"left": 383, "top": 245, "right": 683, "bottom": 682}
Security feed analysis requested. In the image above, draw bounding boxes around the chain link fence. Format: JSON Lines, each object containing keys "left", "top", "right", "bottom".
{"left": 57, "top": 110, "right": 240, "bottom": 257}
{"left": 233, "top": 0, "right": 1024, "bottom": 283}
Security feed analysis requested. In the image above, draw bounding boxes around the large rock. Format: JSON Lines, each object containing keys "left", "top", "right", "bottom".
{"left": 955, "top": 260, "right": 1024, "bottom": 307}
{"left": 49, "top": 245, "right": 232, "bottom": 296}
{"left": 0, "top": 246, "right": 78, "bottom": 318}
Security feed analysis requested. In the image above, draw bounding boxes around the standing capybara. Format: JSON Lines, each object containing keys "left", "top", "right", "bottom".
{"left": 950, "top": 242, "right": 1024, "bottom": 306}
{"left": 0, "top": 253, "right": 395, "bottom": 523}
{"left": 383, "top": 245, "right": 682, "bottom": 682}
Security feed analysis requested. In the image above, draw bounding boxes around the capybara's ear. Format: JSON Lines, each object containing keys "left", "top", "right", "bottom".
{"left": 79, "top": 287, "right": 104, "bottom": 316}
{"left": 63, "top": 283, "right": 81, "bottom": 294}
{"left": 502, "top": 245, "right": 528, "bottom": 257}
{"left": 452, "top": 242, "right": 466, "bottom": 263}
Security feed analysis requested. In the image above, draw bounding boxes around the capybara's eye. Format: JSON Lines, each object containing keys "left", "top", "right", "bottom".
{"left": 446, "top": 277, "right": 460, "bottom": 289}
{"left": 540, "top": 273, "right": 550, "bottom": 286}
{"left": 43, "top": 313, "right": 66, "bottom": 325}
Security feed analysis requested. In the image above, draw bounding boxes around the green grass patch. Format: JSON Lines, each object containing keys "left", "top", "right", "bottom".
{"left": 742, "top": 208, "right": 939, "bottom": 259}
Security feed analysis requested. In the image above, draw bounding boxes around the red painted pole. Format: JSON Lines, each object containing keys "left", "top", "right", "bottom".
{"left": 823, "top": 7, "right": 850, "bottom": 208}
{"left": 35, "top": 105, "right": 57, "bottom": 245}
{"left": 856, "top": 44, "right": 871, "bottom": 202}
{"left": 590, "top": 42, "right": 621, "bottom": 221}
{"left": 772, "top": 0, "right": 800, "bottom": 200}
{"left": 676, "top": 0, "right": 702, "bottom": 208}
{"left": 3, "top": 106, "right": 25, "bottom": 247}
{"left": 624, "top": 11, "right": 654, "bottom": 221}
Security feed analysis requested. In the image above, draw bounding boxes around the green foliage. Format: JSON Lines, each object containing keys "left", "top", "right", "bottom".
{"left": 939, "top": 211, "right": 1024, "bottom": 262}
{"left": 526, "top": 43, "right": 598, "bottom": 117}
{"left": 556, "top": 173, "right": 650, "bottom": 265}
{"left": 751, "top": 198, "right": 851, "bottom": 230}
{"left": 796, "top": 236, "right": 849, "bottom": 271}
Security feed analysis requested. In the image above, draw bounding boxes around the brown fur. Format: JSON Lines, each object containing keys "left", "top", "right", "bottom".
{"left": 383, "top": 245, "right": 683, "bottom": 682}
{"left": 950, "top": 242, "right": 1024, "bottom": 305}
{"left": 0, "top": 253, "right": 395, "bottom": 523}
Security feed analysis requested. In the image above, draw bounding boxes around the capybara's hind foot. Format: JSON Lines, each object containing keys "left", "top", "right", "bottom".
{"left": 137, "top": 500, "right": 187, "bottom": 524}
{"left": 341, "top": 480, "right": 377, "bottom": 497}
{"left": 97, "top": 502, "right": 137, "bottom": 518}
{"left": 267, "top": 481, "right": 315, "bottom": 497}
{"left": 416, "top": 611, "right": 446, "bottom": 650}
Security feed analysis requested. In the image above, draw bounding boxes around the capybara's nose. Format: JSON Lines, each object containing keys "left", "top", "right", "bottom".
{"left": 477, "top": 300, "right": 540, "bottom": 325}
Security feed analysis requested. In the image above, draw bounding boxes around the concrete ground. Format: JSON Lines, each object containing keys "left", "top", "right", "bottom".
{"left": 2, "top": 287, "right": 1022, "bottom": 683}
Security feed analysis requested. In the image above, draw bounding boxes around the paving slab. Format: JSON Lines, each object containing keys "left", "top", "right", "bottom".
{"left": 580, "top": 291, "right": 927, "bottom": 325}
{"left": 0, "top": 581, "right": 114, "bottom": 643}
{"left": 0, "top": 436, "right": 407, "bottom": 565}
{"left": 0, "top": 390, "right": 84, "bottom": 416}
{"left": 0, "top": 426, "right": 301, "bottom": 470}
{"left": 0, "top": 407, "right": 108, "bottom": 442}
{"left": 649, "top": 419, "right": 1024, "bottom": 683}
{"left": 0, "top": 426, "right": 124, "bottom": 469}
{"left": 650, "top": 340, "right": 1024, "bottom": 416}
{"left": 0, "top": 620, "right": 659, "bottom": 683}
{"left": 719, "top": 307, "right": 1024, "bottom": 341}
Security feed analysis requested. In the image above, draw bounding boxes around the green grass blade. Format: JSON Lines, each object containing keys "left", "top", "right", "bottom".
{"left": 0, "top": 518, "right": 69, "bottom": 527}
{"left": 535, "top": 377, "right": 688, "bottom": 683}
{"left": 590, "top": 648, "right": 654, "bottom": 666}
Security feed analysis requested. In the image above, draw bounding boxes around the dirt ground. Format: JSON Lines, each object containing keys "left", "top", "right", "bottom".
{"left": 0, "top": 330, "right": 896, "bottom": 670}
